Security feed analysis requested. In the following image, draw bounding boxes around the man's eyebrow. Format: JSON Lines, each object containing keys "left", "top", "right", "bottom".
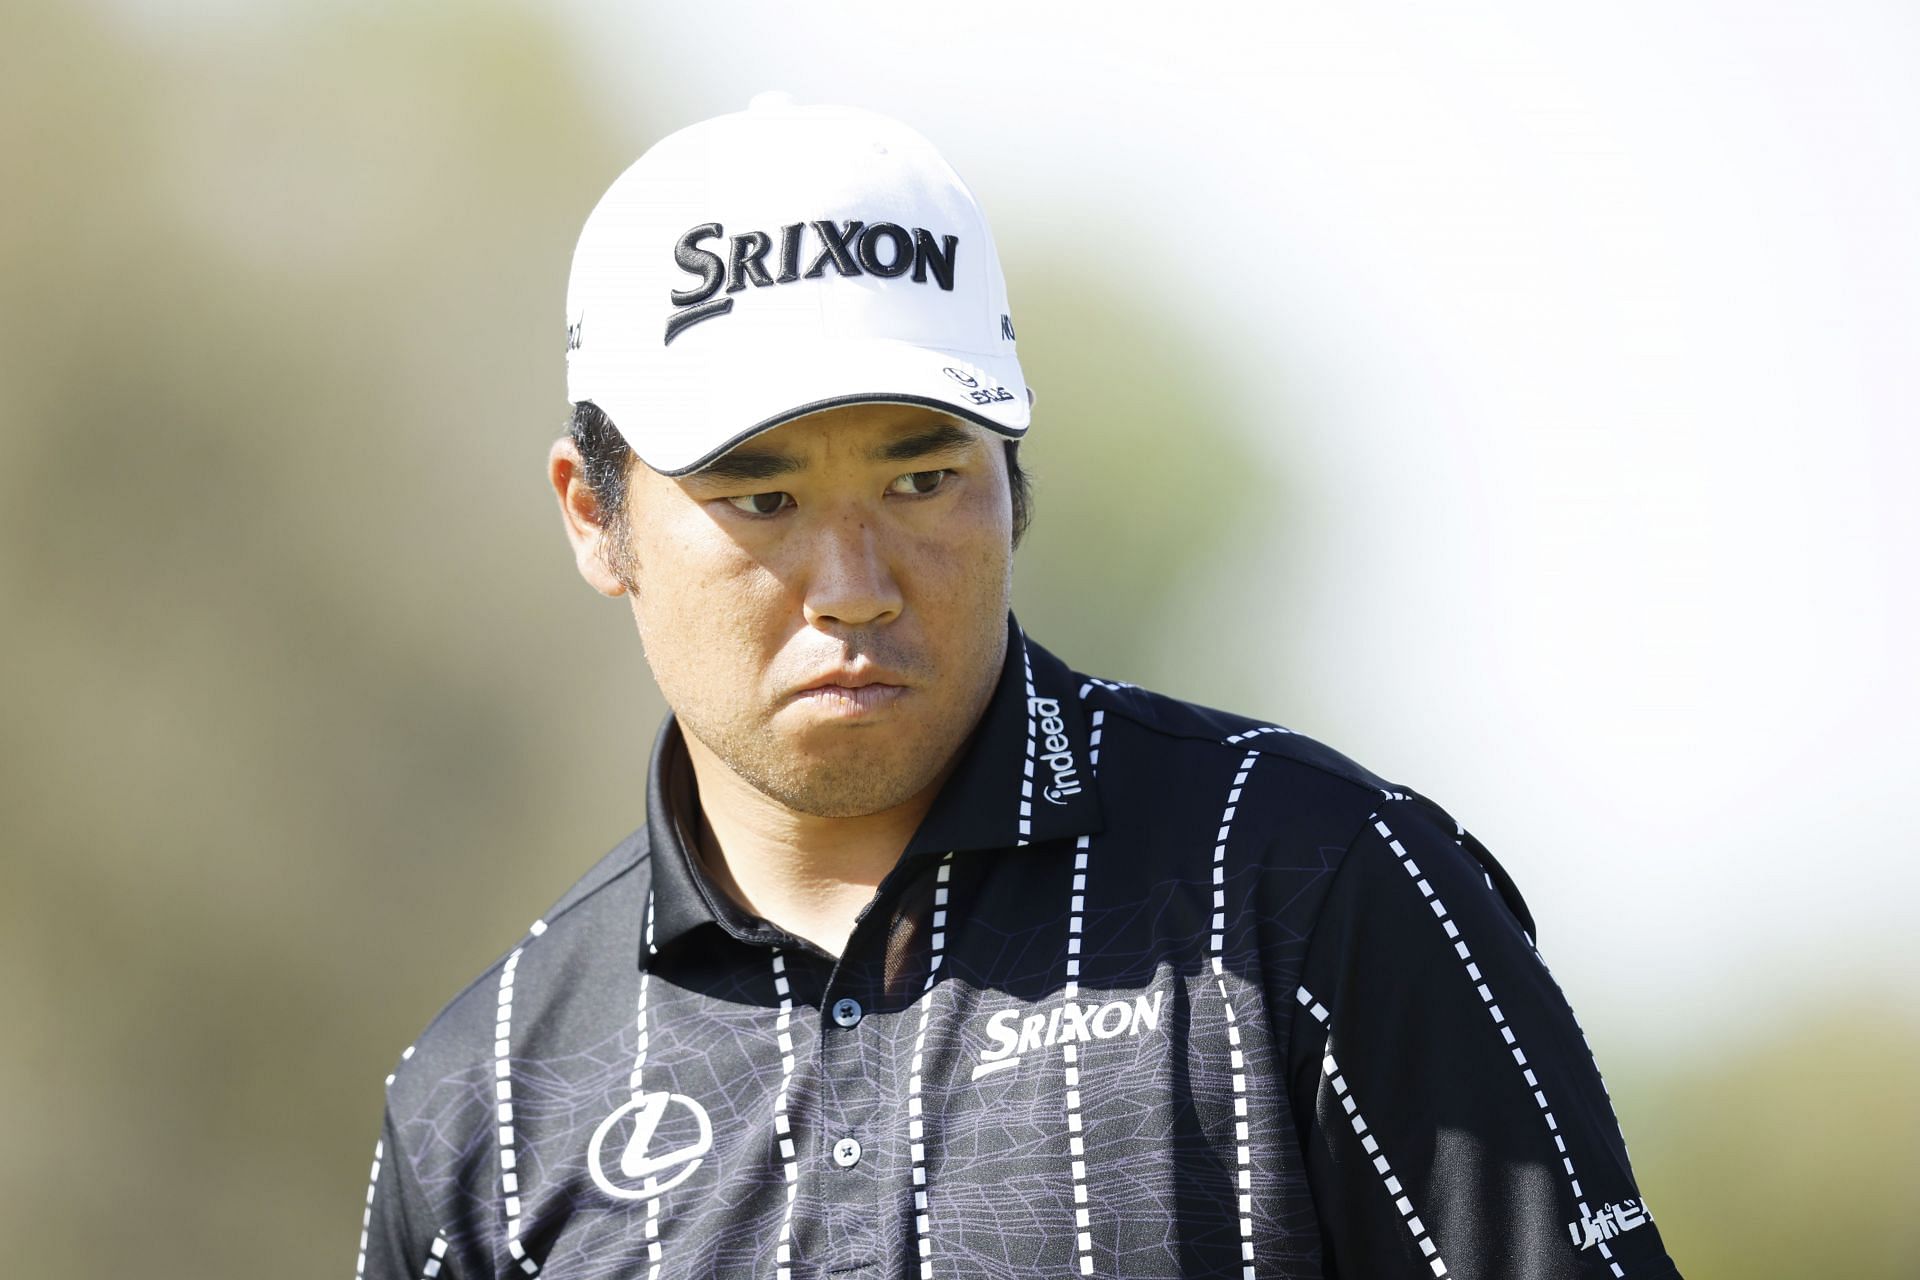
{"left": 867, "top": 423, "right": 977, "bottom": 463}
{"left": 691, "top": 449, "right": 805, "bottom": 483}
{"left": 690, "top": 422, "right": 976, "bottom": 483}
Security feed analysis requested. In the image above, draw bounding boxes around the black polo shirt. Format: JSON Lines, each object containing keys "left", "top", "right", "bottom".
{"left": 357, "top": 615, "right": 1681, "bottom": 1279}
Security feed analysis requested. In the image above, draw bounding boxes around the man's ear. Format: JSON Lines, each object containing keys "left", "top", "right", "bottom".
{"left": 548, "top": 436, "right": 631, "bottom": 598}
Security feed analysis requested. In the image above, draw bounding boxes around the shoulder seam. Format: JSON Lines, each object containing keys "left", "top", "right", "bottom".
{"left": 390, "top": 837, "right": 651, "bottom": 1073}
{"left": 1082, "top": 680, "right": 1400, "bottom": 802}
{"left": 538, "top": 833, "right": 652, "bottom": 933}
{"left": 1076, "top": 680, "right": 1262, "bottom": 747}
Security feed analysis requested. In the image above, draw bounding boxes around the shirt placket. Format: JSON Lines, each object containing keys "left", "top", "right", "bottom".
{"left": 788, "top": 851, "right": 952, "bottom": 1279}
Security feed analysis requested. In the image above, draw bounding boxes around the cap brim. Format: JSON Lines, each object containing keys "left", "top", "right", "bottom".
{"left": 582, "top": 337, "right": 1030, "bottom": 476}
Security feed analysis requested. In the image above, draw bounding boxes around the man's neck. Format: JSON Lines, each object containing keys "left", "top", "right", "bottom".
{"left": 679, "top": 731, "right": 951, "bottom": 958}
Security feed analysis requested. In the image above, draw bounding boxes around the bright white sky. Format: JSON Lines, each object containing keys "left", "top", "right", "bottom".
{"left": 552, "top": 2, "right": 1920, "bottom": 1052}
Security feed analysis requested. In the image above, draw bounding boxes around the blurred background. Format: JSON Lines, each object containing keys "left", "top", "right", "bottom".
{"left": 2, "top": 2, "right": 1913, "bottom": 1276}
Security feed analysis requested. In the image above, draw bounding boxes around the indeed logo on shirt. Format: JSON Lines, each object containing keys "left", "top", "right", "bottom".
{"left": 1028, "top": 696, "right": 1082, "bottom": 804}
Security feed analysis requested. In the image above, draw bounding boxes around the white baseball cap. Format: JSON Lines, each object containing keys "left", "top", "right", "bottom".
{"left": 565, "top": 92, "right": 1031, "bottom": 476}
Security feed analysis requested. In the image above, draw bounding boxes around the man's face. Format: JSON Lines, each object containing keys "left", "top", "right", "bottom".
{"left": 588, "top": 403, "right": 1014, "bottom": 819}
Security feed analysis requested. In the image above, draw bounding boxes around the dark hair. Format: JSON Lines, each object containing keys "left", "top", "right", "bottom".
{"left": 567, "top": 401, "right": 1033, "bottom": 551}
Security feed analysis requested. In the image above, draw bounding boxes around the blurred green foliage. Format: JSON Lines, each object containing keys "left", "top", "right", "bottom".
{"left": 1609, "top": 1002, "right": 1920, "bottom": 1276}
{"left": 0, "top": 5, "right": 1909, "bottom": 1278}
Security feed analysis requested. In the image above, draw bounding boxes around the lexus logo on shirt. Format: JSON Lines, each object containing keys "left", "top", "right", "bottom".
{"left": 587, "top": 1090, "right": 714, "bottom": 1201}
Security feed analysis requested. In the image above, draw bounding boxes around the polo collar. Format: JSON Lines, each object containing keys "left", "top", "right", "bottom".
{"left": 900, "top": 615, "right": 1105, "bottom": 858}
{"left": 642, "top": 613, "right": 1104, "bottom": 964}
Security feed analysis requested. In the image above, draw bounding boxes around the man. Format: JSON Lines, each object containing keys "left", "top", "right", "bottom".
{"left": 357, "top": 95, "right": 1681, "bottom": 1279}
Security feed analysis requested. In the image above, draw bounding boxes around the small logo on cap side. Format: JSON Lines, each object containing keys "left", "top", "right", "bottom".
{"left": 664, "top": 219, "right": 961, "bottom": 345}
{"left": 942, "top": 365, "right": 1015, "bottom": 407}
{"left": 566, "top": 316, "right": 585, "bottom": 352}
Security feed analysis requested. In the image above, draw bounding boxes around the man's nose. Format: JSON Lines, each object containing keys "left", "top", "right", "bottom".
{"left": 801, "top": 513, "right": 903, "bottom": 629}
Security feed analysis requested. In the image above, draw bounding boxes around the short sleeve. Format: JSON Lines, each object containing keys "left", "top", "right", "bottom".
{"left": 1287, "top": 798, "right": 1682, "bottom": 1279}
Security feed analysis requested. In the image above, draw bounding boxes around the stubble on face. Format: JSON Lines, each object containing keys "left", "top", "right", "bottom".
{"left": 620, "top": 406, "right": 1014, "bottom": 821}
{"left": 666, "top": 602, "right": 1005, "bottom": 820}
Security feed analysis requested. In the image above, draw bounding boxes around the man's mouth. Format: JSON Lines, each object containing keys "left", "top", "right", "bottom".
{"left": 790, "top": 682, "right": 909, "bottom": 715}
{"left": 788, "top": 665, "right": 914, "bottom": 716}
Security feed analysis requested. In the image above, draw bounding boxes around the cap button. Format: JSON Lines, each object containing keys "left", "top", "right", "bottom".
{"left": 748, "top": 90, "right": 796, "bottom": 112}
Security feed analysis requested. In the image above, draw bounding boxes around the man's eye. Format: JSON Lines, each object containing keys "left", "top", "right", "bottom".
{"left": 724, "top": 491, "right": 793, "bottom": 516}
{"left": 888, "top": 469, "right": 950, "bottom": 497}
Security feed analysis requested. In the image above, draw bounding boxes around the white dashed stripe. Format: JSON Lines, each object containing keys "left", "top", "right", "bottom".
{"left": 631, "top": 893, "right": 663, "bottom": 1280}
{"left": 630, "top": 898, "right": 655, "bottom": 1092}
{"left": 642, "top": 1180, "right": 662, "bottom": 1277}
{"left": 495, "top": 944, "right": 540, "bottom": 1275}
{"left": 416, "top": 1231, "right": 450, "bottom": 1280}
{"left": 1373, "top": 813, "right": 1629, "bottom": 1279}
{"left": 1295, "top": 987, "right": 1451, "bottom": 1278}
{"left": 1223, "top": 724, "right": 1294, "bottom": 745}
{"left": 1516, "top": 901, "right": 1647, "bottom": 1220}
{"left": 1076, "top": 676, "right": 1135, "bottom": 699}
{"left": 367, "top": 1043, "right": 422, "bottom": 1276}
{"left": 384, "top": 1042, "right": 415, "bottom": 1089}
{"left": 1017, "top": 639, "right": 1038, "bottom": 844}
{"left": 1475, "top": 833, "right": 1631, "bottom": 1163}
{"left": 1064, "top": 854, "right": 1091, "bottom": 1001}
{"left": 1453, "top": 815, "right": 1631, "bottom": 1162}
{"left": 1557, "top": 976, "right": 1629, "bottom": 1160}
{"left": 907, "top": 852, "right": 956, "bottom": 1279}
{"left": 1060, "top": 706, "right": 1106, "bottom": 1277}
{"left": 1212, "top": 749, "right": 1261, "bottom": 1279}
{"left": 770, "top": 951, "right": 801, "bottom": 1280}
{"left": 1061, "top": 709, "right": 1106, "bottom": 1003}
{"left": 356, "top": 1137, "right": 382, "bottom": 1280}
{"left": 1211, "top": 750, "right": 1259, "bottom": 967}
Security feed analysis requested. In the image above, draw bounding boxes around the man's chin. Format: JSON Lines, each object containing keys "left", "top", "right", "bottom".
{"left": 744, "top": 730, "right": 951, "bottom": 819}
{"left": 758, "top": 775, "right": 933, "bottom": 819}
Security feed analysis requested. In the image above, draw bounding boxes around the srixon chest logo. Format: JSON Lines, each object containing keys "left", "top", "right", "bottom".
{"left": 971, "top": 991, "right": 1165, "bottom": 1080}
{"left": 665, "top": 219, "right": 960, "bottom": 344}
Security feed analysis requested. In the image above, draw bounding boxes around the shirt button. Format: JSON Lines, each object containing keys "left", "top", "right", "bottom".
{"left": 831, "top": 1137, "right": 862, "bottom": 1168}
{"left": 830, "top": 997, "right": 864, "bottom": 1028}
